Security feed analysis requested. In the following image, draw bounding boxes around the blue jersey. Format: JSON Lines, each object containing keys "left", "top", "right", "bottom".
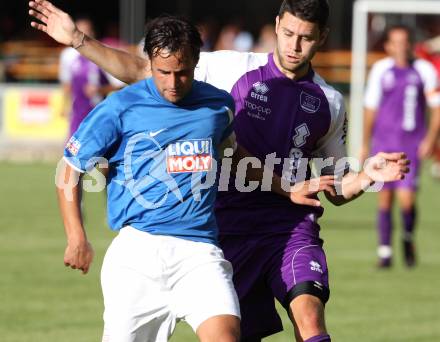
{"left": 64, "top": 78, "right": 234, "bottom": 244}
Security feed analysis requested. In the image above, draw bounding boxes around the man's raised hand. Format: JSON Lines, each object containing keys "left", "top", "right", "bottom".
{"left": 29, "top": 0, "right": 78, "bottom": 46}
{"left": 365, "top": 152, "right": 410, "bottom": 183}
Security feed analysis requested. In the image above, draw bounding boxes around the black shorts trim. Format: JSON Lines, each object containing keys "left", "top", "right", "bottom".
{"left": 283, "top": 281, "right": 330, "bottom": 309}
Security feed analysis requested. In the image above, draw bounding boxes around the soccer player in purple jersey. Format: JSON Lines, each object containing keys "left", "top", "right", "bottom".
{"left": 59, "top": 17, "right": 108, "bottom": 138}
{"left": 29, "top": 1, "right": 410, "bottom": 341}
{"left": 361, "top": 26, "right": 440, "bottom": 268}
{"left": 58, "top": 17, "right": 124, "bottom": 139}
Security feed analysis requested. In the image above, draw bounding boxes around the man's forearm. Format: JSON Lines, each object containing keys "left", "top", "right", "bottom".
{"left": 326, "top": 171, "right": 374, "bottom": 206}
{"left": 56, "top": 161, "right": 95, "bottom": 274}
{"left": 56, "top": 164, "right": 87, "bottom": 243}
{"left": 76, "top": 34, "right": 150, "bottom": 84}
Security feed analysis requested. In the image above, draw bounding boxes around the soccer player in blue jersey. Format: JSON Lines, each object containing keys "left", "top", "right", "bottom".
{"left": 56, "top": 16, "right": 245, "bottom": 342}
{"left": 31, "top": 1, "right": 409, "bottom": 341}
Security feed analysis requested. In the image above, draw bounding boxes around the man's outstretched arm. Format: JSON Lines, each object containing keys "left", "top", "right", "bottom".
{"left": 324, "top": 152, "right": 410, "bottom": 206}
{"left": 56, "top": 160, "right": 94, "bottom": 274}
{"left": 29, "top": 0, "right": 149, "bottom": 84}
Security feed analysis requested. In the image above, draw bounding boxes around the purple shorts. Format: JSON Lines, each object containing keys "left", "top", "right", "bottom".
{"left": 218, "top": 220, "right": 329, "bottom": 339}
{"left": 371, "top": 144, "right": 420, "bottom": 191}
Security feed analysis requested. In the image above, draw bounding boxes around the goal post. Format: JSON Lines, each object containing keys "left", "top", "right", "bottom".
{"left": 349, "top": 0, "right": 440, "bottom": 158}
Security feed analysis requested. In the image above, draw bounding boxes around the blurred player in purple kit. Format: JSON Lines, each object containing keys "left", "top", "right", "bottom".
{"left": 58, "top": 16, "right": 123, "bottom": 138}
{"left": 29, "top": 0, "right": 410, "bottom": 341}
{"left": 362, "top": 26, "right": 440, "bottom": 268}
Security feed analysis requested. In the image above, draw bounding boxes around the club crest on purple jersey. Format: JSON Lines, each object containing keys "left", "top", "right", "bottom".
{"left": 300, "top": 91, "right": 321, "bottom": 113}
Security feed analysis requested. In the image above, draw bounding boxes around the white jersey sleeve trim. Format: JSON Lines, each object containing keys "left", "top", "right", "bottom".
{"left": 364, "top": 57, "right": 394, "bottom": 110}
{"left": 413, "top": 58, "right": 440, "bottom": 107}
{"left": 312, "top": 73, "right": 349, "bottom": 176}
{"left": 224, "top": 106, "right": 234, "bottom": 125}
{"left": 63, "top": 155, "right": 86, "bottom": 173}
{"left": 195, "top": 50, "right": 269, "bottom": 92}
{"left": 220, "top": 106, "right": 237, "bottom": 155}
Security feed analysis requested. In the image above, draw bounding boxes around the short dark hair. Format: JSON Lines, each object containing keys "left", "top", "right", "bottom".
{"left": 385, "top": 25, "right": 413, "bottom": 43}
{"left": 143, "top": 15, "right": 203, "bottom": 62}
{"left": 278, "top": 0, "right": 329, "bottom": 31}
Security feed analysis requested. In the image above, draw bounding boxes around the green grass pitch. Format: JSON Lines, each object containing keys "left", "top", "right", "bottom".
{"left": 0, "top": 161, "right": 439, "bottom": 341}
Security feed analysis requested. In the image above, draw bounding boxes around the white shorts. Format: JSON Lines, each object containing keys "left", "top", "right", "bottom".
{"left": 101, "top": 226, "right": 240, "bottom": 342}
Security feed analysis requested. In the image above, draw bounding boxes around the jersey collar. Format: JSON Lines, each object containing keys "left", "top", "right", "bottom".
{"left": 268, "top": 53, "right": 315, "bottom": 82}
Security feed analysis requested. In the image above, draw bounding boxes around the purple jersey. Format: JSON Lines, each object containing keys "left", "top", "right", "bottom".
{"left": 365, "top": 57, "right": 439, "bottom": 150}
{"left": 68, "top": 55, "right": 109, "bottom": 136}
{"left": 195, "top": 51, "right": 348, "bottom": 234}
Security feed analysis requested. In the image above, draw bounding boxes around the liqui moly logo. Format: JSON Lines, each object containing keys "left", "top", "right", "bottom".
{"left": 166, "top": 139, "right": 213, "bottom": 173}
